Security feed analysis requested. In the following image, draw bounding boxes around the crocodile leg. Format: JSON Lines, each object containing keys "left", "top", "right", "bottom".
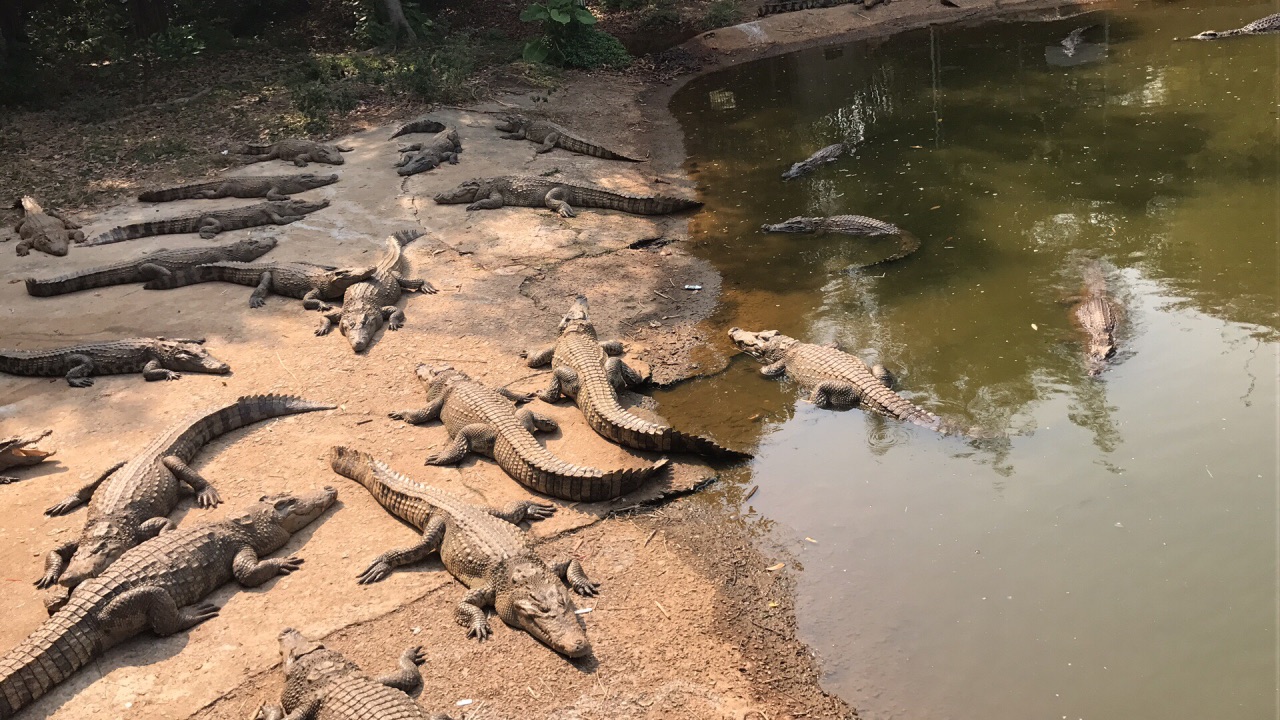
{"left": 605, "top": 356, "right": 645, "bottom": 390}
{"left": 300, "top": 289, "right": 332, "bottom": 312}
{"left": 393, "top": 271, "right": 435, "bottom": 294}
{"left": 374, "top": 646, "right": 426, "bottom": 693}
{"left": 316, "top": 310, "right": 341, "bottom": 336}
{"left": 599, "top": 340, "right": 625, "bottom": 356}
{"left": 498, "top": 386, "right": 536, "bottom": 404}
{"left": 389, "top": 396, "right": 446, "bottom": 425}
{"left": 255, "top": 699, "right": 321, "bottom": 720}
{"left": 45, "top": 459, "right": 125, "bottom": 516}
{"left": 424, "top": 424, "right": 494, "bottom": 465}
{"left": 810, "top": 380, "right": 861, "bottom": 409}
{"left": 268, "top": 212, "right": 307, "bottom": 225}
{"left": 35, "top": 541, "right": 77, "bottom": 588}
{"left": 264, "top": 186, "right": 290, "bottom": 202}
{"left": 537, "top": 366, "right": 579, "bottom": 403}
{"left": 64, "top": 353, "right": 97, "bottom": 387}
{"left": 515, "top": 407, "right": 557, "bottom": 433}
{"left": 381, "top": 305, "right": 406, "bottom": 330}
{"left": 138, "top": 516, "right": 176, "bottom": 540}
{"left": 294, "top": 154, "right": 311, "bottom": 167}
{"left": 466, "top": 191, "right": 506, "bottom": 211}
{"left": 872, "top": 364, "right": 896, "bottom": 388}
{"left": 524, "top": 345, "right": 556, "bottom": 367}
{"left": 232, "top": 546, "right": 305, "bottom": 586}
{"left": 484, "top": 500, "right": 555, "bottom": 524}
{"left": 161, "top": 455, "right": 222, "bottom": 507}
{"left": 198, "top": 218, "right": 224, "bottom": 239}
{"left": 99, "top": 585, "right": 221, "bottom": 635}
{"left": 499, "top": 131, "right": 527, "bottom": 140}
{"left": 136, "top": 262, "right": 174, "bottom": 282}
{"left": 142, "top": 359, "right": 182, "bottom": 382}
{"left": 456, "top": 585, "right": 496, "bottom": 640}
{"left": 552, "top": 558, "right": 600, "bottom": 596}
{"left": 538, "top": 133, "right": 560, "bottom": 154}
{"left": 46, "top": 210, "right": 80, "bottom": 229}
{"left": 543, "top": 188, "right": 577, "bottom": 218}
{"left": 760, "top": 360, "right": 788, "bottom": 378}
{"left": 358, "top": 515, "right": 445, "bottom": 584}
{"left": 249, "top": 271, "right": 275, "bottom": 308}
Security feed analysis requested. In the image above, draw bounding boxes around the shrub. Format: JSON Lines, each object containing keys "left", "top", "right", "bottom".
{"left": 521, "top": 0, "right": 630, "bottom": 70}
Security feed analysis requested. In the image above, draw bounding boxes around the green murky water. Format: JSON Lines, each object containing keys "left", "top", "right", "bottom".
{"left": 663, "top": 2, "right": 1280, "bottom": 718}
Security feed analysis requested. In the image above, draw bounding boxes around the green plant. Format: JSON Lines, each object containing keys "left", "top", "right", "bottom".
{"left": 520, "top": 0, "right": 630, "bottom": 69}
{"left": 701, "top": 0, "right": 741, "bottom": 30}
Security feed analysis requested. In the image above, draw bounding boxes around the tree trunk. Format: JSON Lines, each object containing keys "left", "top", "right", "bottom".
{"left": 127, "top": 0, "right": 171, "bottom": 38}
{"left": 0, "top": 0, "right": 30, "bottom": 61}
{"left": 381, "top": 0, "right": 417, "bottom": 44}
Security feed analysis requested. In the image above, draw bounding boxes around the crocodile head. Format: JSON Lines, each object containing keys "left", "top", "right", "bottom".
{"left": 282, "top": 198, "right": 330, "bottom": 214}
{"left": 1085, "top": 340, "right": 1115, "bottom": 376}
{"left": 415, "top": 363, "right": 469, "bottom": 388}
{"left": 760, "top": 217, "right": 819, "bottom": 233}
{"left": 319, "top": 265, "right": 376, "bottom": 295}
{"left": 60, "top": 520, "right": 128, "bottom": 588}
{"left": 299, "top": 173, "right": 341, "bottom": 189}
{"left": 276, "top": 627, "right": 327, "bottom": 668}
{"left": 234, "top": 487, "right": 339, "bottom": 554}
{"left": 494, "top": 114, "right": 529, "bottom": 133}
{"left": 153, "top": 338, "right": 232, "bottom": 375}
{"left": 728, "top": 327, "right": 797, "bottom": 362}
{"left": 433, "top": 180, "right": 483, "bottom": 205}
{"left": 0, "top": 430, "right": 53, "bottom": 469}
{"left": 496, "top": 557, "right": 592, "bottom": 658}
{"left": 234, "top": 236, "right": 279, "bottom": 260}
{"left": 311, "top": 146, "right": 347, "bottom": 165}
{"left": 338, "top": 309, "right": 382, "bottom": 353}
{"left": 396, "top": 153, "right": 442, "bottom": 177}
{"left": 557, "top": 295, "right": 594, "bottom": 334}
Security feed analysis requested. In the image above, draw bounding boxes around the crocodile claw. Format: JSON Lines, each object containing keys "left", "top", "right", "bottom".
{"left": 34, "top": 571, "right": 58, "bottom": 589}
{"left": 405, "top": 646, "right": 427, "bottom": 666}
{"left": 572, "top": 579, "right": 600, "bottom": 597}
{"left": 0, "top": 475, "right": 17, "bottom": 485}
{"left": 68, "top": 377, "right": 94, "bottom": 388}
{"left": 526, "top": 502, "right": 556, "bottom": 520}
{"left": 467, "top": 621, "right": 491, "bottom": 642}
{"left": 196, "top": 486, "right": 222, "bottom": 508}
{"left": 45, "top": 496, "right": 83, "bottom": 516}
{"left": 357, "top": 560, "right": 392, "bottom": 584}
{"left": 276, "top": 556, "right": 305, "bottom": 574}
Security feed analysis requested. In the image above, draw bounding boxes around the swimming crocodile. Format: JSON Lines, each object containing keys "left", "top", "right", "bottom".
{"left": 782, "top": 143, "right": 846, "bottom": 180}
{"left": 254, "top": 629, "right": 455, "bottom": 720}
{"left": 145, "top": 260, "right": 375, "bottom": 312}
{"left": 24, "top": 237, "right": 277, "bottom": 297}
{"left": 13, "top": 196, "right": 83, "bottom": 257}
{"left": 35, "top": 395, "right": 334, "bottom": 614}
{"left": 0, "top": 337, "right": 230, "bottom": 387}
{"left": 433, "top": 176, "right": 701, "bottom": 218}
{"left": 1061, "top": 25, "right": 1097, "bottom": 56}
{"left": 395, "top": 127, "right": 462, "bottom": 176}
{"left": 728, "top": 327, "right": 950, "bottom": 432}
{"left": 0, "top": 430, "right": 54, "bottom": 484}
{"left": 1186, "top": 12, "right": 1280, "bottom": 40}
{"left": 1070, "top": 261, "right": 1120, "bottom": 376}
{"left": 83, "top": 199, "right": 329, "bottom": 245}
{"left": 138, "top": 173, "right": 339, "bottom": 202}
{"left": 389, "top": 116, "right": 447, "bottom": 140}
{"left": 239, "top": 139, "right": 352, "bottom": 166}
{"left": 0, "top": 487, "right": 335, "bottom": 719}
{"left": 761, "top": 215, "right": 920, "bottom": 268}
{"left": 391, "top": 364, "right": 669, "bottom": 502}
{"left": 526, "top": 296, "right": 751, "bottom": 459}
{"left": 494, "top": 114, "right": 642, "bottom": 162}
{"left": 328, "top": 446, "right": 595, "bottom": 657}
{"left": 316, "top": 230, "right": 434, "bottom": 353}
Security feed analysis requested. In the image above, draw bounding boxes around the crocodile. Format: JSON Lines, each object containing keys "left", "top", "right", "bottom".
{"left": 144, "top": 260, "right": 376, "bottom": 312}
{"left": 1061, "top": 25, "right": 1096, "bottom": 57}
{"left": 389, "top": 116, "right": 447, "bottom": 140}
{"left": 761, "top": 215, "right": 920, "bottom": 268}
{"left": 494, "top": 114, "right": 642, "bottom": 162}
{"left": 0, "top": 487, "right": 335, "bottom": 719}
{"left": 83, "top": 199, "right": 330, "bottom": 245}
{"left": 138, "top": 173, "right": 339, "bottom": 202}
{"left": 1070, "top": 261, "right": 1120, "bottom": 376}
{"left": 24, "top": 237, "right": 277, "bottom": 297}
{"left": 526, "top": 296, "right": 751, "bottom": 459}
{"left": 395, "top": 127, "right": 462, "bottom": 177}
{"left": 758, "top": 0, "right": 856, "bottom": 18}
{"left": 391, "top": 364, "right": 670, "bottom": 502}
{"left": 239, "top": 139, "right": 353, "bottom": 166}
{"left": 316, "top": 230, "right": 434, "bottom": 353}
{"left": 254, "top": 629, "right": 455, "bottom": 720}
{"left": 433, "top": 176, "right": 702, "bottom": 218}
{"left": 0, "top": 430, "right": 54, "bottom": 484}
{"left": 0, "top": 337, "right": 230, "bottom": 387}
{"left": 1186, "top": 12, "right": 1280, "bottom": 40}
{"left": 13, "top": 196, "right": 83, "bottom": 257}
{"left": 328, "top": 446, "right": 595, "bottom": 658}
{"left": 35, "top": 395, "right": 334, "bottom": 615}
{"left": 782, "top": 143, "right": 846, "bottom": 180}
{"left": 728, "top": 327, "right": 950, "bottom": 432}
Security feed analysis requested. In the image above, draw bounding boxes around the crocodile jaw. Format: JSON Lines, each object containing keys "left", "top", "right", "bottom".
{"left": 60, "top": 520, "right": 126, "bottom": 589}
{"left": 326, "top": 266, "right": 377, "bottom": 294}
{"left": 760, "top": 217, "right": 817, "bottom": 233}
{"left": 434, "top": 183, "right": 481, "bottom": 204}
{"left": 728, "top": 327, "right": 790, "bottom": 360}
{"left": 159, "top": 341, "right": 232, "bottom": 374}
{"left": 498, "top": 560, "right": 592, "bottom": 658}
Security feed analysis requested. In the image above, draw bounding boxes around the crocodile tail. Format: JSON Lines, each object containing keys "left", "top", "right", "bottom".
{"left": 142, "top": 264, "right": 218, "bottom": 290}
{"left": 84, "top": 220, "right": 183, "bottom": 246}
{"left": 19, "top": 196, "right": 41, "bottom": 215}
{"left": 327, "top": 446, "right": 380, "bottom": 490}
{"left": 391, "top": 229, "right": 424, "bottom": 247}
{"left": 0, "top": 608, "right": 100, "bottom": 719}
{"left": 667, "top": 428, "right": 753, "bottom": 460}
{"left": 328, "top": 446, "right": 428, "bottom": 523}
{"left": 138, "top": 181, "right": 213, "bottom": 202}
{"left": 849, "top": 230, "right": 921, "bottom": 270}
{"left": 179, "top": 395, "right": 335, "bottom": 448}
{"left": 238, "top": 143, "right": 273, "bottom": 156}
{"left": 557, "top": 136, "right": 642, "bottom": 162}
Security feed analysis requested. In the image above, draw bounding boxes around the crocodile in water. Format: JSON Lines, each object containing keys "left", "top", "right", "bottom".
{"left": 1186, "top": 12, "right": 1280, "bottom": 40}
{"left": 389, "top": 116, "right": 446, "bottom": 140}
{"left": 526, "top": 296, "right": 751, "bottom": 459}
{"left": 239, "top": 139, "right": 352, "bottom": 166}
{"left": 761, "top": 215, "right": 920, "bottom": 268}
{"left": 494, "top": 114, "right": 641, "bottom": 162}
{"left": 24, "top": 237, "right": 277, "bottom": 297}
{"left": 782, "top": 143, "right": 846, "bottom": 180}
{"left": 145, "top": 259, "right": 375, "bottom": 312}
{"left": 0, "top": 488, "right": 335, "bottom": 719}
{"left": 395, "top": 127, "right": 462, "bottom": 176}
{"left": 316, "top": 230, "right": 434, "bottom": 353}
{"left": 0, "top": 430, "right": 54, "bottom": 484}
{"left": 13, "top": 196, "right": 83, "bottom": 257}
{"left": 138, "top": 173, "right": 339, "bottom": 202}
{"left": 391, "top": 364, "right": 669, "bottom": 502}
{"left": 83, "top": 199, "right": 329, "bottom": 245}
{"left": 433, "top": 176, "right": 701, "bottom": 218}
{"left": 0, "top": 337, "right": 230, "bottom": 387}
{"left": 328, "top": 446, "right": 596, "bottom": 657}
{"left": 1070, "top": 260, "right": 1120, "bottom": 376}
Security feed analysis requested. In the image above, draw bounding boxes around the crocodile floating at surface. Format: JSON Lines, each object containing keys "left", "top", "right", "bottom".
{"left": 1070, "top": 261, "right": 1120, "bottom": 376}
{"left": 391, "top": 364, "right": 669, "bottom": 502}
{"left": 395, "top": 127, "right": 462, "bottom": 176}
{"left": 254, "top": 629, "right": 455, "bottom": 720}
{"left": 494, "top": 114, "right": 641, "bottom": 162}
{"left": 389, "top": 116, "right": 447, "bottom": 140}
{"left": 1186, "top": 11, "right": 1280, "bottom": 40}
{"left": 138, "top": 173, "right": 338, "bottom": 202}
{"left": 782, "top": 143, "right": 846, "bottom": 180}
{"left": 24, "top": 237, "right": 277, "bottom": 297}
{"left": 145, "top": 259, "right": 375, "bottom": 312}
{"left": 36, "top": 395, "right": 334, "bottom": 614}
{"left": 13, "top": 196, "right": 83, "bottom": 257}
{"left": 761, "top": 215, "right": 920, "bottom": 268}
{"left": 83, "top": 198, "right": 329, "bottom": 245}
{"left": 239, "top": 139, "right": 352, "bottom": 166}
{"left": 0, "top": 429, "right": 54, "bottom": 484}
{"left": 0, "top": 337, "right": 230, "bottom": 387}
{"left": 0, "top": 487, "right": 336, "bottom": 719}
{"left": 317, "top": 230, "right": 434, "bottom": 353}
{"left": 328, "top": 446, "right": 596, "bottom": 658}
{"left": 433, "top": 176, "right": 701, "bottom": 218}
{"left": 527, "top": 296, "right": 751, "bottom": 459}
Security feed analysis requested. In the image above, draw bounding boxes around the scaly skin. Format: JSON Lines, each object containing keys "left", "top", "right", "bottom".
{"left": 328, "top": 447, "right": 595, "bottom": 658}
{"left": 758, "top": 0, "right": 854, "bottom": 18}
{"left": 1186, "top": 11, "right": 1280, "bottom": 39}
{"left": 0, "top": 488, "right": 335, "bottom": 720}
{"left": 13, "top": 196, "right": 83, "bottom": 257}
{"left": 526, "top": 296, "right": 751, "bottom": 459}
{"left": 1071, "top": 261, "right": 1120, "bottom": 377}
{"left": 781, "top": 143, "right": 846, "bottom": 180}
{"left": 433, "top": 176, "right": 702, "bottom": 218}
{"left": 239, "top": 139, "right": 352, "bottom": 166}
{"left": 83, "top": 199, "right": 330, "bottom": 246}
{"left": 760, "top": 215, "right": 920, "bottom": 268}
{"left": 138, "top": 173, "right": 339, "bottom": 202}
{"left": 391, "top": 364, "right": 669, "bottom": 502}
{"left": 24, "top": 238, "right": 277, "bottom": 297}
{"left": 145, "top": 260, "right": 375, "bottom": 312}
{"left": 35, "top": 395, "right": 335, "bottom": 615}
{"left": 494, "top": 114, "right": 641, "bottom": 162}
{"left": 316, "top": 230, "right": 435, "bottom": 353}
{"left": 0, "top": 429, "right": 54, "bottom": 484}
{"left": 0, "top": 337, "right": 230, "bottom": 387}
{"left": 395, "top": 127, "right": 462, "bottom": 176}
{"left": 389, "top": 116, "right": 446, "bottom": 140}
{"left": 252, "top": 629, "right": 455, "bottom": 720}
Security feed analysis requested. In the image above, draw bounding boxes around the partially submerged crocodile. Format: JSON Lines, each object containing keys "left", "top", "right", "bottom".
{"left": 0, "top": 337, "right": 230, "bottom": 387}
{"left": 433, "top": 176, "right": 702, "bottom": 218}
{"left": 495, "top": 114, "right": 641, "bottom": 162}
{"left": 395, "top": 127, "right": 462, "bottom": 176}
{"left": 36, "top": 395, "right": 334, "bottom": 614}
{"left": 0, "top": 487, "right": 335, "bottom": 719}
{"left": 782, "top": 143, "right": 846, "bottom": 180}
{"left": 1186, "top": 12, "right": 1280, "bottom": 40}
{"left": 328, "top": 446, "right": 595, "bottom": 658}
{"left": 24, "top": 237, "right": 277, "bottom": 297}
{"left": 728, "top": 327, "right": 949, "bottom": 432}
{"left": 527, "top": 296, "right": 751, "bottom": 459}
{"left": 84, "top": 199, "right": 329, "bottom": 245}
{"left": 1070, "top": 261, "right": 1120, "bottom": 376}
{"left": 254, "top": 629, "right": 454, "bottom": 720}
{"left": 389, "top": 116, "right": 446, "bottom": 140}
{"left": 239, "top": 139, "right": 352, "bottom": 166}
{"left": 145, "top": 260, "right": 375, "bottom": 312}
{"left": 761, "top": 215, "right": 920, "bottom": 268}
{"left": 13, "top": 196, "right": 83, "bottom": 257}
{"left": 391, "top": 364, "right": 669, "bottom": 502}
{"left": 0, "top": 429, "right": 54, "bottom": 484}
{"left": 138, "top": 173, "right": 338, "bottom": 202}
{"left": 1061, "top": 25, "right": 1096, "bottom": 56}
{"left": 317, "top": 230, "right": 434, "bottom": 353}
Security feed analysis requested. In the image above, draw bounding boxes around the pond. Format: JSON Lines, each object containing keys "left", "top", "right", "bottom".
{"left": 662, "top": 2, "right": 1280, "bottom": 718}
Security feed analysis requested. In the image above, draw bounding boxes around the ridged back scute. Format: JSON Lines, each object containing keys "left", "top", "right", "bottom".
{"left": 0, "top": 606, "right": 101, "bottom": 718}
{"left": 138, "top": 179, "right": 221, "bottom": 202}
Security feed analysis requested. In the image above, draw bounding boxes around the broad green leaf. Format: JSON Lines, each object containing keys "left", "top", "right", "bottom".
{"left": 519, "top": 5, "right": 550, "bottom": 22}
{"left": 574, "top": 9, "right": 597, "bottom": 24}
{"left": 549, "top": 8, "right": 570, "bottom": 23}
